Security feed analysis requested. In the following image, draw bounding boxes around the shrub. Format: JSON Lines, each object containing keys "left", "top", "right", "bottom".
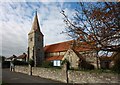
{"left": 15, "top": 60, "right": 28, "bottom": 66}
{"left": 41, "top": 61, "right": 53, "bottom": 68}
{"left": 61, "top": 59, "right": 70, "bottom": 69}
{"left": 61, "top": 59, "right": 68, "bottom": 65}
{"left": 28, "top": 59, "right": 34, "bottom": 67}
{"left": 2, "top": 61, "right": 10, "bottom": 68}
{"left": 79, "top": 60, "right": 95, "bottom": 70}
{"left": 111, "top": 57, "right": 120, "bottom": 73}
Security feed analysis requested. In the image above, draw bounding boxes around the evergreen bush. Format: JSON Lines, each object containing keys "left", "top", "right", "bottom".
{"left": 79, "top": 60, "right": 95, "bottom": 70}
{"left": 111, "top": 57, "right": 120, "bottom": 73}
{"left": 28, "top": 59, "right": 34, "bottom": 67}
{"left": 15, "top": 60, "right": 28, "bottom": 66}
{"left": 41, "top": 61, "right": 53, "bottom": 68}
{"left": 61, "top": 59, "right": 70, "bottom": 69}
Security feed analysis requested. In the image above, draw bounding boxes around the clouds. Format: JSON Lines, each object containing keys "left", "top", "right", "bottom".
{"left": 0, "top": 2, "right": 76, "bottom": 57}
{"left": 0, "top": 2, "right": 33, "bottom": 57}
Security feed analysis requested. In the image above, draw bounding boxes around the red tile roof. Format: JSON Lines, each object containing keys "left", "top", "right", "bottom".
{"left": 44, "top": 40, "right": 94, "bottom": 53}
{"left": 46, "top": 56, "right": 64, "bottom": 61}
{"left": 44, "top": 40, "right": 73, "bottom": 53}
{"left": 16, "top": 53, "right": 27, "bottom": 59}
{"left": 7, "top": 55, "right": 17, "bottom": 59}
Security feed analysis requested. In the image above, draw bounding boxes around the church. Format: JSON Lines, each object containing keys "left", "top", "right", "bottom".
{"left": 27, "top": 11, "right": 98, "bottom": 69}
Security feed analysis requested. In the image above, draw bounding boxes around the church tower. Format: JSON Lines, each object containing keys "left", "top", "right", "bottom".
{"left": 28, "top": 11, "right": 44, "bottom": 67}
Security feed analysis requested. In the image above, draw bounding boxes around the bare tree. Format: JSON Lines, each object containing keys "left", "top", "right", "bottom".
{"left": 61, "top": 2, "right": 120, "bottom": 52}
{"left": 61, "top": 2, "right": 120, "bottom": 69}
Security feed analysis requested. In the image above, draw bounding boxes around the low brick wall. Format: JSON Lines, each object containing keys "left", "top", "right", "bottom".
{"left": 15, "top": 66, "right": 119, "bottom": 83}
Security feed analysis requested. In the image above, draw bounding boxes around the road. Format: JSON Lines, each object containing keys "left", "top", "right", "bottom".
{"left": 2, "top": 69, "right": 63, "bottom": 84}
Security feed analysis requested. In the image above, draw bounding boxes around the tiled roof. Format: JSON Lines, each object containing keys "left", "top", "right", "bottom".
{"left": 44, "top": 40, "right": 73, "bottom": 53}
{"left": 16, "top": 53, "right": 27, "bottom": 59}
{"left": 46, "top": 56, "right": 64, "bottom": 61}
{"left": 7, "top": 55, "right": 17, "bottom": 59}
{"left": 44, "top": 40, "right": 94, "bottom": 53}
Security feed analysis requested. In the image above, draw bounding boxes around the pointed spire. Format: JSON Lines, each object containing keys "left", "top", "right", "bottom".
{"left": 29, "top": 10, "right": 43, "bottom": 36}
{"left": 31, "top": 10, "right": 40, "bottom": 32}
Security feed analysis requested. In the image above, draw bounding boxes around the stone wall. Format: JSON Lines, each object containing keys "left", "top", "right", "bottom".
{"left": 32, "top": 67, "right": 67, "bottom": 82}
{"left": 15, "top": 66, "right": 29, "bottom": 74}
{"left": 68, "top": 70, "right": 119, "bottom": 83}
{"left": 15, "top": 66, "right": 67, "bottom": 83}
{"left": 15, "top": 66, "right": 119, "bottom": 83}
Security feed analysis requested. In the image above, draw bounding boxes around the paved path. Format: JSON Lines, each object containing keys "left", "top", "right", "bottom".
{"left": 2, "top": 69, "right": 63, "bottom": 84}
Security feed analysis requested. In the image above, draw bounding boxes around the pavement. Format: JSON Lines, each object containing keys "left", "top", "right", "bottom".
{"left": 2, "top": 69, "right": 64, "bottom": 84}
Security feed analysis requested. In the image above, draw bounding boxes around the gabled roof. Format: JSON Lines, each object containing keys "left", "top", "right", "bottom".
{"left": 46, "top": 56, "right": 64, "bottom": 61}
{"left": 44, "top": 40, "right": 74, "bottom": 53}
{"left": 7, "top": 55, "right": 17, "bottom": 59}
{"left": 16, "top": 53, "right": 27, "bottom": 59}
{"left": 44, "top": 40, "right": 94, "bottom": 53}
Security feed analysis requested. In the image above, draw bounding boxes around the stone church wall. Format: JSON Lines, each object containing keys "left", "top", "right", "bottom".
{"left": 15, "top": 66, "right": 119, "bottom": 83}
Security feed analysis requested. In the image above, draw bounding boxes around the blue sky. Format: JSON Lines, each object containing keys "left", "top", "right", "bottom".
{"left": 1, "top": 0, "right": 118, "bottom": 57}
{"left": 0, "top": 1, "right": 81, "bottom": 57}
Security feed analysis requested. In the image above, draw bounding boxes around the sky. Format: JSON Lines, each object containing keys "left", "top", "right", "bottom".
{"left": 0, "top": 0, "right": 118, "bottom": 57}
{"left": 0, "top": 1, "right": 81, "bottom": 57}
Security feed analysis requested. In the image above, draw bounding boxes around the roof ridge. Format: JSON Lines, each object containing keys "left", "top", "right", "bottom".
{"left": 45, "top": 39, "right": 74, "bottom": 47}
